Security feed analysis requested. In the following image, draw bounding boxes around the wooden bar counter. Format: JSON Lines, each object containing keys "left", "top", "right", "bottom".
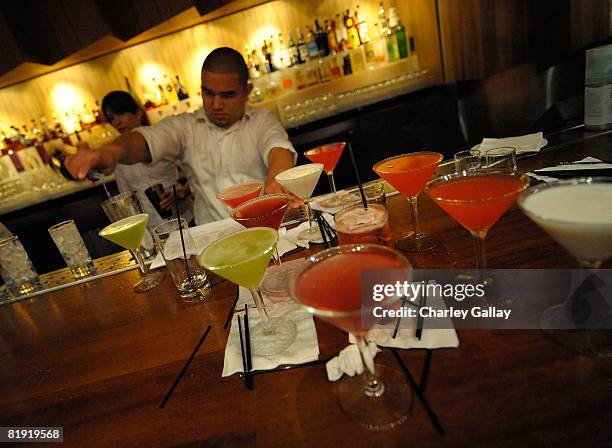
{"left": 1, "top": 129, "right": 611, "bottom": 447}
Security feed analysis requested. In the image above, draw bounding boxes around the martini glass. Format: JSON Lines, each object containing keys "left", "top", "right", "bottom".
{"left": 425, "top": 171, "right": 529, "bottom": 280}
{"left": 518, "top": 177, "right": 612, "bottom": 357}
{"left": 275, "top": 163, "right": 324, "bottom": 241}
{"left": 304, "top": 142, "right": 346, "bottom": 207}
{"left": 101, "top": 192, "right": 164, "bottom": 292}
{"left": 217, "top": 181, "right": 263, "bottom": 208}
{"left": 231, "top": 194, "right": 292, "bottom": 295}
{"left": 99, "top": 213, "right": 163, "bottom": 292}
{"left": 373, "top": 152, "right": 443, "bottom": 252}
{"left": 289, "top": 244, "right": 413, "bottom": 430}
{"left": 198, "top": 227, "right": 297, "bottom": 356}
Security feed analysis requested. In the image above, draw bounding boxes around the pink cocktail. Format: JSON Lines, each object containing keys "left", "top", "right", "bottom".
{"left": 290, "top": 244, "right": 413, "bottom": 430}
{"left": 335, "top": 204, "right": 392, "bottom": 247}
{"left": 217, "top": 181, "right": 263, "bottom": 208}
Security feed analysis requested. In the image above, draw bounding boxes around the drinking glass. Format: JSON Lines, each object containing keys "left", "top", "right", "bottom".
{"left": 518, "top": 177, "right": 612, "bottom": 357}
{"left": 373, "top": 152, "right": 443, "bottom": 252}
{"left": 340, "top": 182, "right": 387, "bottom": 209}
{"left": 231, "top": 194, "right": 291, "bottom": 295}
{"left": 335, "top": 204, "right": 392, "bottom": 246}
{"left": 426, "top": 171, "right": 529, "bottom": 279}
{"left": 199, "top": 227, "right": 297, "bottom": 356}
{"left": 304, "top": 142, "right": 346, "bottom": 207}
{"left": 153, "top": 218, "right": 210, "bottom": 301}
{"left": 48, "top": 220, "right": 96, "bottom": 280}
{"left": 0, "top": 236, "right": 40, "bottom": 296}
{"left": 484, "top": 147, "right": 517, "bottom": 173}
{"left": 289, "top": 244, "right": 413, "bottom": 430}
{"left": 454, "top": 149, "right": 481, "bottom": 173}
{"left": 100, "top": 191, "right": 164, "bottom": 292}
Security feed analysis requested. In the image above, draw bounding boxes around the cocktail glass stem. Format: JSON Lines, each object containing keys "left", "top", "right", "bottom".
{"left": 249, "top": 287, "right": 272, "bottom": 333}
{"left": 273, "top": 247, "right": 282, "bottom": 266}
{"left": 132, "top": 247, "right": 147, "bottom": 275}
{"left": 355, "top": 335, "right": 384, "bottom": 397}
{"left": 408, "top": 196, "right": 421, "bottom": 236}
{"left": 305, "top": 201, "right": 315, "bottom": 232}
{"left": 327, "top": 172, "right": 337, "bottom": 193}
{"left": 471, "top": 231, "right": 488, "bottom": 271}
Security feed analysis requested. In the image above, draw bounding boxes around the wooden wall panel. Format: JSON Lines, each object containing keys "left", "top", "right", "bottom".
{"left": 0, "top": 0, "right": 442, "bottom": 130}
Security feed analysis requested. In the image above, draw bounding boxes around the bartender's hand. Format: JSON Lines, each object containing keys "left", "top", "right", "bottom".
{"left": 65, "top": 144, "right": 123, "bottom": 181}
{"left": 266, "top": 147, "right": 303, "bottom": 208}
{"left": 159, "top": 184, "right": 191, "bottom": 209}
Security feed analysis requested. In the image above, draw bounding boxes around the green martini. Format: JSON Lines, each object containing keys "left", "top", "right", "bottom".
{"left": 99, "top": 214, "right": 148, "bottom": 250}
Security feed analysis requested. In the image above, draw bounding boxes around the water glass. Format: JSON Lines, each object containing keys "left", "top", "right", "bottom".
{"left": 340, "top": 182, "right": 387, "bottom": 208}
{"left": 484, "top": 147, "right": 517, "bottom": 173}
{"left": 0, "top": 236, "right": 41, "bottom": 296}
{"left": 454, "top": 149, "right": 482, "bottom": 173}
{"left": 48, "top": 220, "right": 96, "bottom": 280}
{"left": 335, "top": 203, "right": 392, "bottom": 246}
{"left": 153, "top": 218, "right": 210, "bottom": 301}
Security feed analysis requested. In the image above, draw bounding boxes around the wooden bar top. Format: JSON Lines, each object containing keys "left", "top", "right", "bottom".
{"left": 1, "top": 129, "right": 611, "bottom": 447}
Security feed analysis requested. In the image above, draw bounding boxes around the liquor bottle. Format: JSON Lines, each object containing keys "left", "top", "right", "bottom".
{"left": 153, "top": 78, "right": 167, "bottom": 106}
{"left": 262, "top": 40, "right": 274, "bottom": 73}
{"left": 345, "top": 10, "right": 362, "bottom": 48}
{"left": 175, "top": 76, "right": 189, "bottom": 100}
{"left": 296, "top": 28, "right": 309, "bottom": 63}
{"left": 30, "top": 119, "right": 43, "bottom": 143}
{"left": 342, "top": 52, "right": 353, "bottom": 75}
{"left": 355, "top": 5, "right": 370, "bottom": 45}
{"left": 314, "top": 20, "right": 329, "bottom": 57}
{"left": 164, "top": 75, "right": 179, "bottom": 104}
{"left": 326, "top": 20, "right": 339, "bottom": 54}
{"left": 378, "top": 1, "right": 389, "bottom": 32}
{"left": 94, "top": 100, "right": 106, "bottom": 124}
{"left": 50, "top": 150, "right": 103, "bottom": 182}
{"left": 385, "top": 12, "right": 399, "bottom": 63}
{"left": 305, "top": 25, "right": 319, "bottom": 58}
{"left": 389, "top": 7, "right": 408, "bottom": 59}
{"left": 287, "top": 32, "right": 299, "bottom": 66}
{"left": 40, "top": 116, "right": 53, "bottom": 140}
{"left": 141, "top": 86, "right": 156, "bottom": 110}
{"left": 335, "top": 13, "right": 347, "bottom": 49}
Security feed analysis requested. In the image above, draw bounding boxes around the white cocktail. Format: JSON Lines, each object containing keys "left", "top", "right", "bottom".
{"left": 519, "top": 179, "right": 612, "bottom": 267}
{"left": 275, "top": 163, "right": 324, "bottom": 241}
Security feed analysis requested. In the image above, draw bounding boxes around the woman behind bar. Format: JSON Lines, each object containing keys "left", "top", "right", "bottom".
{"left": 101, "top": 91, "right": 193, "bottom": 226}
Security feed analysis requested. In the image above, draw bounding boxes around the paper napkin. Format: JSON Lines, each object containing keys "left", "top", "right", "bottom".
{"left": 326, "top": 342, "right": 380, "bottom": 381}
{"left": 528, "top": 156, "right": 612, "bottom": 182}
{"left": 478, "top": 132, "right": 547, "bottom": 154}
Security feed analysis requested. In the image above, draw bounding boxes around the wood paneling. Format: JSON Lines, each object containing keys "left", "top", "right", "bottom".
{"left": 0, "top": 0, "right": 442, "bottom": 129}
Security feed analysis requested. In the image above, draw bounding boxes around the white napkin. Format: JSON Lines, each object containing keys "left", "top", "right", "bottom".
{"left": 222, "top": 289, "right": 319, "bottom": 376}
{"left": 478, "top": 132, "right": 547, "bottom": 154}
{"left": 355, "top": 291, "right": 459, "bottom": 349}
{"left": 528, "top": 156, "right": 612, "bottom": 182}
{"left": 326, "top": 342, "right": 380, "bottom": 381}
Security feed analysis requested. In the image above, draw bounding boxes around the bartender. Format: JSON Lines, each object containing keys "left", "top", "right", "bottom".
{"left": 66, "top": 47, "right": 297, "bottom": 225}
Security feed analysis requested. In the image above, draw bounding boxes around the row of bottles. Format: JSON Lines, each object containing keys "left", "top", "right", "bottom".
{"left": 126, "top": 74, "right": 190, "bottom": 111}
{"left": 245, "top": 1, "right": 411, "bottom": 79}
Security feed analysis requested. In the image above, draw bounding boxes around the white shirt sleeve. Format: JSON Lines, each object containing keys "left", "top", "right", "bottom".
{"left": 134, "top": 114, "right": 191, "bottom": 164}
{"left": 255, "top": 109, "right": 297, "bottom": 166}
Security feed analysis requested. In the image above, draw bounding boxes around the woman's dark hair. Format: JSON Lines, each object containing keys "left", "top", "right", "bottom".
{"left": 102, "top": 91, "right": 149, "bottom": 126}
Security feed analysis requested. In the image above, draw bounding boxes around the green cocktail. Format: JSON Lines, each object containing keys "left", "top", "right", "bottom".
{"left": 199, "top": 228, "right": 297, "bottom": 356}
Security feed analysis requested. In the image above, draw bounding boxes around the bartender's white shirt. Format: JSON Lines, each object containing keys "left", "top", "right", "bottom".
{"left": 136, "top": 107, "right": 296, "bottom": 225}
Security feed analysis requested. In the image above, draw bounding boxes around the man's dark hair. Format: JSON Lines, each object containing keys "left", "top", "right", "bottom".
{"left": 201, "top": 47, "right": 249, "bottom": 88}
{"left": 102, "top": 91, "right": 149, "bottom": 126}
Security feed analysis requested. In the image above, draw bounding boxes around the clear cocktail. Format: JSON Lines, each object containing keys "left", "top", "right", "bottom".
{"left": 199, "top": 227, "right": 297, "bottom": 356}
{"left": 290, "top": 244, "right": 413, "bottom": 430}
{"left": 373, "top": 152, "right": 442, "bottom": 252}
{"left": 99, "top": 213, "right": 162, "bottom": 292}
{"left": 304, "top": 142, "right": 346, "bottom": 206}
{"left": 335, "top": 204, "right": 392, "bottom": 247}
{"left": 275, "top": 163, "right": 324, "bottom": 241}
{"left": 217, "top": 181, "right": 263, "bottom": 209}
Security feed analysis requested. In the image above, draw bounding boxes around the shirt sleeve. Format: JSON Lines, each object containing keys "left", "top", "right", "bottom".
{"left": 134, "top": 113, "right": 191, "bottom": 164}
{"left": 256, "top": 109, "right": 297, "bottom": 166}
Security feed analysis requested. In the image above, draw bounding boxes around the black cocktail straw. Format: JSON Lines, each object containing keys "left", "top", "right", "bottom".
{"left": 347, "top": 142, "right": 368, "bottom": 210}
{"left": 172, "top": 185, "right": 192, "bottom": 282}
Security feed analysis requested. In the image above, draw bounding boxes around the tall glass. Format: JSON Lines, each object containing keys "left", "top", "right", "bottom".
{"left": 373, "top": 152, "right": 443, "bottom": 252}
{"left": 48, "top": 219, "right": 96, "bottom": 280}
{"left": 426, "top": 171, "right": 529, "bottom": 276}
{"left": 0, "top": 236, "right": 40, "bottom": 296}
{"left": 289, "top": 244, "right": 413, "bottom": 430}
{"left": 518, "top": 177, "right": 612, "bottom": 357}
{"left": 335, "top": 203, "right": 392, "bottom": 247}
{"left": 199, "top": 227, "right": 297, "bottom": 356}
{"left": 100, "top": 192, "right": 164, "bottom": 292}
{"left": 275, "top": 163, "right": 324, "bottom": 241}
{"left": 304, "top": 142, "right": 346, "bottom": 207}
